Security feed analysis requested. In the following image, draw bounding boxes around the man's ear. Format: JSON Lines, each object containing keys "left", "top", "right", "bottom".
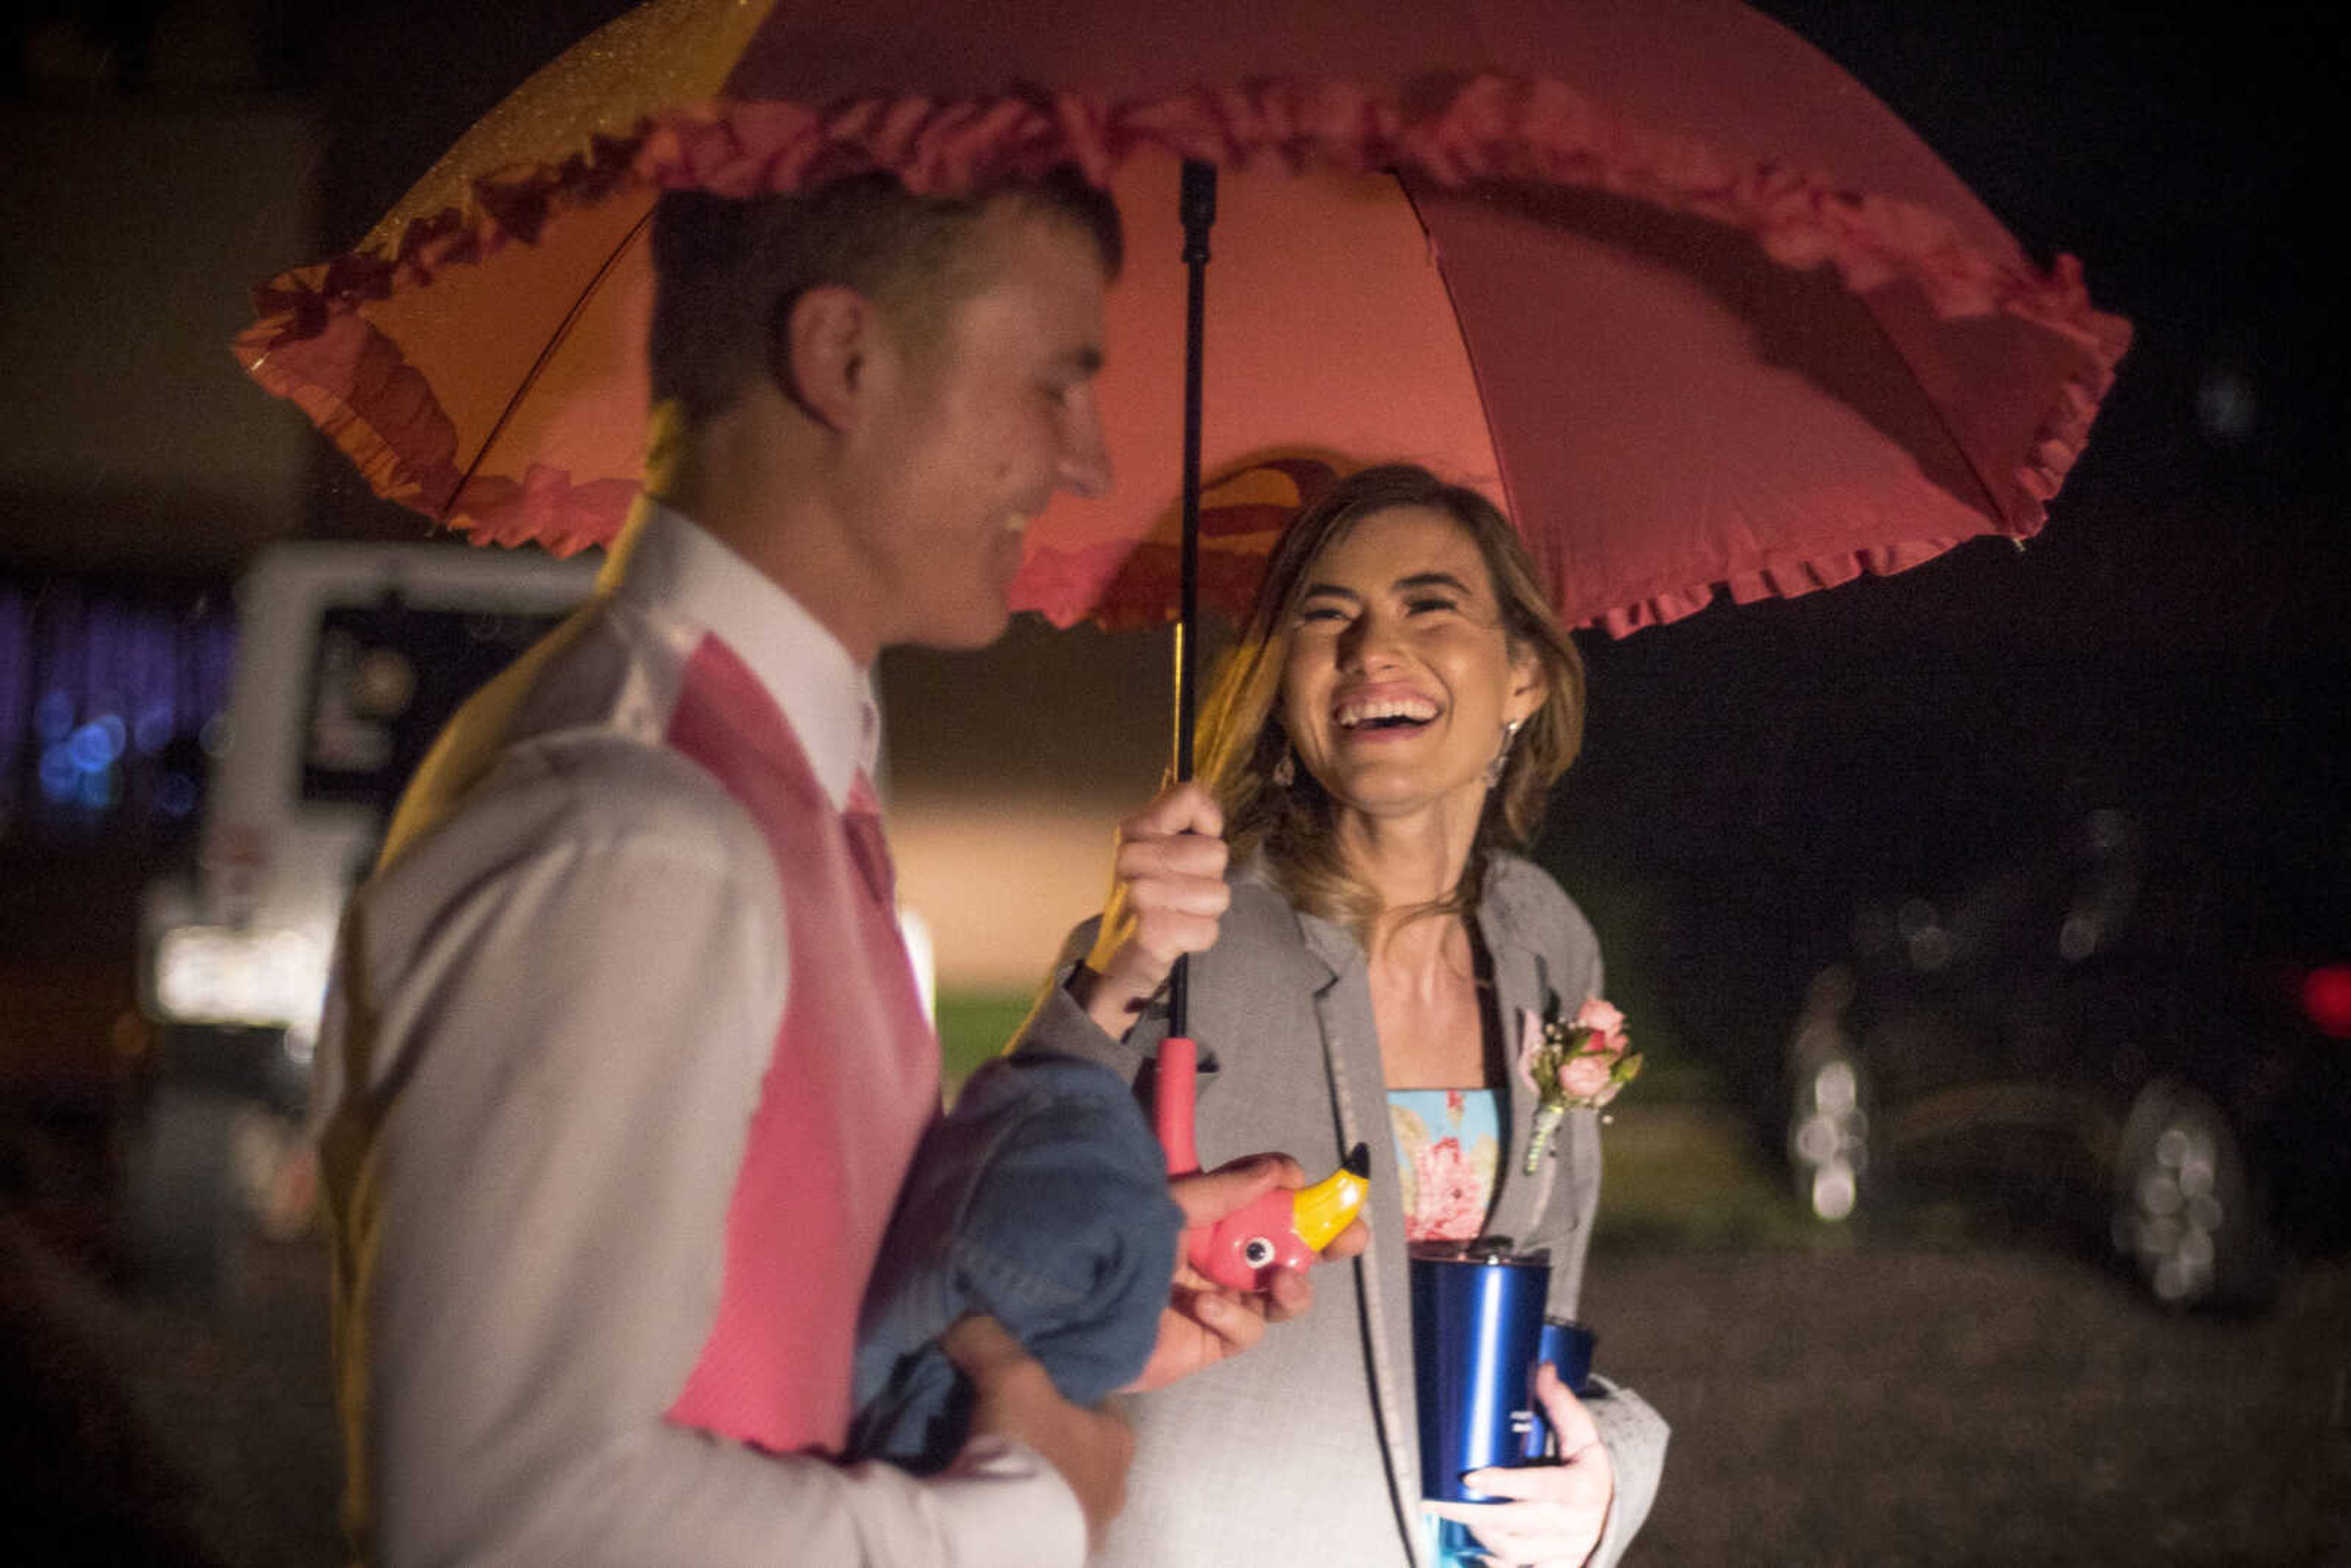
{"left": 773, "top": 284, "right": 876, "bottom": 432}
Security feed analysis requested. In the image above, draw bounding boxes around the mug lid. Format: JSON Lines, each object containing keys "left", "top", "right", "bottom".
{"left": 1408, "top": 1236, "right": 1550, "bottom": 1267}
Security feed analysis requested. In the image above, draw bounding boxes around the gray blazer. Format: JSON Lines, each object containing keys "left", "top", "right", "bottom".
{"left": 1015, "top": 853, "right": 1667, "bottom": 1567}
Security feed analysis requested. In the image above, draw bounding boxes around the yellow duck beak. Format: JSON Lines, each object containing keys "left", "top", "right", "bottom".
{"left": 1292, "top": 1142, "right": 1371, "bottom": 1253}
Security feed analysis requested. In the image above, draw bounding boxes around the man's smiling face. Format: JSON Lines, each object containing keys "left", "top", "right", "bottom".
{"left": 848, "top": 201, "right": 1112, "bottom": 652}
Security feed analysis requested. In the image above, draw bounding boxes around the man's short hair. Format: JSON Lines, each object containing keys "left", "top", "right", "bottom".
{"left": 648, "top": 167, "right": 1123, "bottom": 421}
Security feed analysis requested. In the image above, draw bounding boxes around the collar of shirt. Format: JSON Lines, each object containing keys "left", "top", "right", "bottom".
{"left": 613, "top": 499, "right": 879, "bottom": 813}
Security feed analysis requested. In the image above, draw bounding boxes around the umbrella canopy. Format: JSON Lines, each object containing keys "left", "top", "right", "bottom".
{"left": 238, "top": 0, "right": 2129, "bottom": 637}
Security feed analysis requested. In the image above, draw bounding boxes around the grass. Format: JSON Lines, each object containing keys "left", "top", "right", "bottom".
{"left": 1591, "top": 1101, "right": 1822, "bottom": 1253}
{"left": 934, "top": 989, "right": 1038, "bottom": 1087}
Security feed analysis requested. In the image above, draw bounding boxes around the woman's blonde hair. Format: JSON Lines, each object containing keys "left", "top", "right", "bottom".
{"left": 1196, "top": 463, "right": 1585, "bottom": 936}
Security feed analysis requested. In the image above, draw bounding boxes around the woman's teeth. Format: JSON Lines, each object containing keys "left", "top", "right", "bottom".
{"left": 1335, "top": 697, "right": 1438, "bottom": 730}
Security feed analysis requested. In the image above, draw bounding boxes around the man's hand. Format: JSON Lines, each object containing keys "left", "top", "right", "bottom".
{"left": 1073, "top": 781, "right": 1229, "bottom": 1038}
{"left": 1423, "top": 1362, "right": 1614, "bottom": 1566}
{"left": 945, "top": 1315, "right": 1134, "bottom": 1552}
{"left": 1123, "top": 1154, "right": 1371, "bottom": 1393}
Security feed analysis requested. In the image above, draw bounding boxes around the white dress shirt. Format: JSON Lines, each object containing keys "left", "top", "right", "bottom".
{"left": 314, "top": 502, "right": 1082, "bottom": 1567}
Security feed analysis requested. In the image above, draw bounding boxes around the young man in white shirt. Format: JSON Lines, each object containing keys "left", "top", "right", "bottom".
{"left": 317, "top": 170, "right": 1340, "bottom": 1567}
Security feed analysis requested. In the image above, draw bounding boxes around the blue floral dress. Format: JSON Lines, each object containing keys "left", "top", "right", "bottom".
{"left": 1387, "top": 1087, "right": 1501, "bottom": 1241}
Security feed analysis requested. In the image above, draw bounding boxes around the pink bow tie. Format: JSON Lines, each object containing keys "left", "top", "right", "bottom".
{"left": 844, "top": 770, "right": 894, "bottom": 908}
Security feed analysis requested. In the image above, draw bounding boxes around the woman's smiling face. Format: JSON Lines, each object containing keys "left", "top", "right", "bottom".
{"left": 1278, "top": 504, "right": 1542, "bottom": 828}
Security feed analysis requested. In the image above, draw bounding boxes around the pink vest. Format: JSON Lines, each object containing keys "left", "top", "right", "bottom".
{"left": 661, "top": 634, "right": 937, "bottom": 1454}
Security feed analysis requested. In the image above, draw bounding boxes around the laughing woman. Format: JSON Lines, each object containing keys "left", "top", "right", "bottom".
{"left": 1015, "top": 463, "right": 1666, "bottom": 1567}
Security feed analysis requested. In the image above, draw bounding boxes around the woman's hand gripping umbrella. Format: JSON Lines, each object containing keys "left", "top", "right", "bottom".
{"left": 1073, "top": 778, "right": 1373, "bottom": 1365}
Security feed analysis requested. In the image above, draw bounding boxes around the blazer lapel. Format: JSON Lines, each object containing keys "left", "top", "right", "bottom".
{"left": 1295, "top": 906, "right": 1431, "bottom": 1566}
{"left": 1478, "top": 895, "right": 1558, "bottom": 1251}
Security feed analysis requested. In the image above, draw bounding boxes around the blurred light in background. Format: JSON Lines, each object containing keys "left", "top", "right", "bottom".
{"left": 0, "top": 574, "right": 233, "bottom": 840}
{"left": 153, "top": 923, "right": 329, "bottom": 1043}
{"left": 2303, "top": 964, "right": 2351, "bottom": 1041}
{"left": 1790, "top": 1056, "right": 1865, "bottom": 1222}
{"left": 1787, "top": 965, "right": 1867, "bottom": 1224}
{"left": 1897, "top": 897, "right": 1953, "bottom": 972}
{"left": 2196, "top": 362, "right": 2258, "bottom": 445}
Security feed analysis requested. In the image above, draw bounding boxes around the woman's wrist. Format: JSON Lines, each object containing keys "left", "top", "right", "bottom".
{"left": 1066, "top": 961, "right": 1138, "bottom": 1041}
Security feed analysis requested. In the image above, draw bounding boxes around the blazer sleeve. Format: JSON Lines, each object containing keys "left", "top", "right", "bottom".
{"left": 1579, "top": 1375, "right": 1670, "bottom": 1568}
{"left": 1507, "top": 865, "right": 1669, "bottom": 1568}
{"left": 1010, "top": 917, "right": 1172, "bottom": 1086}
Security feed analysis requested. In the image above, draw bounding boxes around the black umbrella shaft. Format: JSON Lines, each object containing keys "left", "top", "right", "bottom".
{"left": 1174, "top": 159, "right": 1215, "bottom": 784}
{"left": 1170, "top": 158, "right": 1217, "bottom": 1039}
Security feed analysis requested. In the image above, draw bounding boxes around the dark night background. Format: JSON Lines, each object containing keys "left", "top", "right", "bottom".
{"left": 2, "top": 3, "right": 2347, "bottom": 1564}
{"left": 5, "top": 0, "right": 2344, "bottom": 835}
{"left": 1541, "top": 2, "right": 2349, "bottom": 1114}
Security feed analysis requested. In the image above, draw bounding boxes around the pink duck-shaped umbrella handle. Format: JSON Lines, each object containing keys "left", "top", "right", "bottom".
{"left": 1155, "top": 1035, "right": 1370, "bottom": 1292}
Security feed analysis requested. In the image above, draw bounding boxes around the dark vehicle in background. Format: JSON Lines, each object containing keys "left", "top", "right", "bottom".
{"left": 1782, "top": 805, "right": 2351, "bottom": 1310}
{"left": 1577, "top": 634, "right": 2351, "bottom": 1316}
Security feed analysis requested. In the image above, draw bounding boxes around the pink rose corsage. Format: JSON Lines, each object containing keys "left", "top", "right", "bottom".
{"left": 1517, "top": 994, "right": 1641, "bottom": 1173}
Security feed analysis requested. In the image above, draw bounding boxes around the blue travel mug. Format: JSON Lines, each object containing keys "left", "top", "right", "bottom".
{"left": 1409, "top": 1237, "right": 1550, "bottom": 1564}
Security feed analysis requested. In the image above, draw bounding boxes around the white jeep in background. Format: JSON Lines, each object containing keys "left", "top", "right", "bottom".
{"left": 124, "top": 541, "right": 600, "bottom": 1286}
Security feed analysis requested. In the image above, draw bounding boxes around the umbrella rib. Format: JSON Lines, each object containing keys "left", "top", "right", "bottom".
{"left": 1401, "top": 172, "right": 2020, "bottom": 615}
{"left": 1833, "top": 282, "right": 2016, "bottom": 549}
{"left": 439, "top": 202, "right": 657, "bottom": 528}
{"left": 1392, "top": 174, "right": 1519, "bottom": 539}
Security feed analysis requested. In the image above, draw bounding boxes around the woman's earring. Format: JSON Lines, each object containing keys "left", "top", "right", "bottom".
{"left": 1485, "top": 718, "right": 1524, "bottom": 788}
{"left": 1271, "top": 743, "right": 1297, "bottom": 789}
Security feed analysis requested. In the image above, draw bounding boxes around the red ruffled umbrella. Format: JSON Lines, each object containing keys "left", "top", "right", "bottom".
{"left": 236, "top": 0, "right": 2126, "bottom": 645}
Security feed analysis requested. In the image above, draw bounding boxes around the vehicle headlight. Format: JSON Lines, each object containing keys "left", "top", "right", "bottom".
{"left": 154, "top": 925, "right": 330, "bottom": 1030}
